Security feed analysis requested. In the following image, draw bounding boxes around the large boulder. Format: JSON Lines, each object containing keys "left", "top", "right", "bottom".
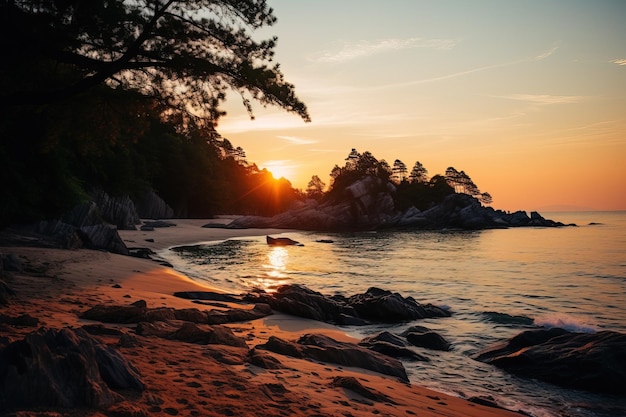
{"left": 92, "top": 190, "right": 140, "bottom": 230}
{"left": 134, "top": 189, "right": 174, "bottom": 220}
{"left": 244, "top": 284, "right": 358, "bottom": 324}
{"left": 474, "top": 328, "right": 626, "bottom": 395}
{"left": 347, "top": 287, "right": 451, "bottom": 322}
{"left": 0, "top": 327, "right": 143, "bottom": 411}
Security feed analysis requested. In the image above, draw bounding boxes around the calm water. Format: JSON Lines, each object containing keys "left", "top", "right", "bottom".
{"left": 161, "top": 211, "right": 626, "bottom": 417}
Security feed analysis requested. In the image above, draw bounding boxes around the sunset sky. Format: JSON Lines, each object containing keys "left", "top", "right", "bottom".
{"left": 217, "top": 0, "right": 626, "bottom": 212}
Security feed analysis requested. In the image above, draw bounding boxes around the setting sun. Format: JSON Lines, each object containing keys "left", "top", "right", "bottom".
{"left": 264, "top": 160, "right": 294, "bottom": 181}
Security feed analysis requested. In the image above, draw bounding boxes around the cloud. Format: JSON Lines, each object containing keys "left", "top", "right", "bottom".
{"left": 497, "top": 94, "right": 584, "bottom": 105}
{"left": 311, "top": 37, "right": 457, "bottom": 63}
{"left": 535, "top": 43, "right": 560, "bottom": 61}
{"left": 612, "top": 59, "right": 626, "bottom": 66}
{"left": 276, "top": 135, "right": 318, "bottom": 145}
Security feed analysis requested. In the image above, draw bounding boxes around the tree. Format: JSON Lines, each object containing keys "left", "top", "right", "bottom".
{"left": 306, "top": 175, "right": 326, "bottom": 200}
{"left": 409, "top": 161, "right": 429, "bottom": 184}
{"left": 392, "top": 159, "right": 408, "bottom": 184}
{"left": 0, "top": 0, "right": 310, "bottom": 126}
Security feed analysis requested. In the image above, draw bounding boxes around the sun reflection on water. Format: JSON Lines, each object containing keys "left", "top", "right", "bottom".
{"left": 256, "top": 246, "right": 289, "bottom": 292}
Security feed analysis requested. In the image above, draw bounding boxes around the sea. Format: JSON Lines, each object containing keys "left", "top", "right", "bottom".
{"left": 159, "top": 211, "right": 626, "bottom": 417}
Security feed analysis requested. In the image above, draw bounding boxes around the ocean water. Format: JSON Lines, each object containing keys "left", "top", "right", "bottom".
{"left": 161, "top": 211, "right": 626, "bottom": 417}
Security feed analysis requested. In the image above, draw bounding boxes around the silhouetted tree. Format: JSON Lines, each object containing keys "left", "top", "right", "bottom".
{"left": 409, "top": 161, "right": 429, "bottom": 184}
{"left": 306, "top": 175, "right": 326, "bottom": 200}
{"left": 1, "top": 0, "right": 309, "bottom": 126}
{"left": 392, "top": 159, "right": 408, "bottom": 183}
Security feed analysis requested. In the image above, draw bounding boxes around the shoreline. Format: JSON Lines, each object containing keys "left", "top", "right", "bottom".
{"left": 1, "top": 220, "right": 525, "bottom": 416}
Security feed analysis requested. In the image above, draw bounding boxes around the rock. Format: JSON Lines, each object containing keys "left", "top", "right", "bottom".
{"left": 347, "top": 287, "right": 451, "bottom": 322}
{"left": 142, "top": 220, "right": 176, "bottom": 228}
{"left": 474, "top": 328, "right": 626, "bottom": 395}
{"left": 0, "top": 313, "right": 39, "bottom": 327}
{"left": 173, "top": 291, "right": 241, "bottom": 303}
{"left": 92, "top": 190, "right": 140, "bottom": 230}
{"left": 247, "top": 349, "right": 284, "bottom": 369}
{"left": 259, "top": 334, "right": 409, "bottom": 381}
{"left": 79, "top": 224, "right": 130, "bottom": 255}
{"left": 404, "top": 330, "right": 451, "bottom": 351}
{"left": 134, "top": 190, "right": 174, "bottom": 220}
{"left": 329, "top": 376, "right": 395, "bottom": 404}
{"left": 359, "top": 331, "right": 429, "bottom": 361}
{"left": 259, "top": 336, "right": 303, "bottom": 359}
{"left": 81, "top": 301, "right": 148, "bottom": 324}
{"left": 266, "top": 236, "right": 302, "bottom": 246}
{"left": 298, "top": 334, "right": 409, "bottom": 382}
{"left": 0, "top": 280, "right": 16, "bottom": 305}
{"left": 1, "top": 254, "right": 22, "bottom": 272}
{"left": 135, "top": 321, "right": 248, "bottom": 348}
{"left": 0, "top": 327, "right": 143, "bottom": 410}
{"left": 244, "top": 285, "right": 449, "bottom": 326}
{"left": 244, "top": 285, "right": 357, "bottom": 324}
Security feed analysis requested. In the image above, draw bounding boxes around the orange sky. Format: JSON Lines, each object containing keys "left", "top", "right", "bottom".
{"left": 217, "top": 0, "right": 626, "bottom": 212}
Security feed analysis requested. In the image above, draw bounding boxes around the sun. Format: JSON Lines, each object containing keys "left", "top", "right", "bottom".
{"left": 264, "top": 160, "right": 293, "bottom": 180}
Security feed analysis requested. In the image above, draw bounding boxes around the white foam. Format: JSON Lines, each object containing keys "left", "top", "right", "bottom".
{"left": 533, "top": 313, "right": 598, "bottom": 333}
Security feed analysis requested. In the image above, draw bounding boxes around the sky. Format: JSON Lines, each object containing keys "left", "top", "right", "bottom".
{"left": 216, "top": 0, "right": 626, "bottom": 212}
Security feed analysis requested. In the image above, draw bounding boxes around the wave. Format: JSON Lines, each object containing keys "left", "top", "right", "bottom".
{"left": 533, "top": 313, "right": 598, "bottom": 333}
{"left": 482, "top": 311, "right": 534, "bottom": 326}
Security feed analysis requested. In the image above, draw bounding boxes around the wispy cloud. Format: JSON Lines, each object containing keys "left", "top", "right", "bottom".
{"left": 612, "top": 58, "right": 626, "bottom": 66}
{"left": 535, "top": 43, "right": 560, "bottom": 61}
{"left": 311, "top": 37, "right": 458, "bottom": 63}
{"left": 276, "top": 135, "right": 318, "bottom": 145}
{"left": 498, "top": 94, "right": 584, "bottom": 105}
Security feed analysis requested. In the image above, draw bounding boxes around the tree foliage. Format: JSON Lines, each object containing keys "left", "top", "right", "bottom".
{"left": 1, "top": 0, "right": 309, "bottom": 126}
{"left": 0, "top": 0, "right": 309, "bottom": 226}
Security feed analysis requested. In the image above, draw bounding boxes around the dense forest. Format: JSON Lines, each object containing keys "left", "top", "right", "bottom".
{"left": 0, "top": 1, "right": 491, "bottom": 228}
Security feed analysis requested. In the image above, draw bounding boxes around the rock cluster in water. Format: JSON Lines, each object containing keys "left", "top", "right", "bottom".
{"left": 242, "top": 284, "right": 451, "bottom": 326}
{"left": 227, "top": 176, "right": 570, "bottom": 231}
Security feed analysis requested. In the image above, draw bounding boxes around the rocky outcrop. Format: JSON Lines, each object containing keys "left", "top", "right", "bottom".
{"left": 244, "top": 284, "right": 449, "bottom": 326}
{"left": 134, "top": 189, "right": 174, "bottom": 220}
{"left": 258, "top": 333, "right": 409, "bottom": 382}
{"left": 226, "top": 176, "right": 568, "bottom": 231}
{"left": 92, "top": 190, "right": 140, "bottom": 230}
{"left": 473, "top": 328, "right": 626, "bottom": 395}
{"left": 0, "top": 327, "right": 143, "bottom": 411}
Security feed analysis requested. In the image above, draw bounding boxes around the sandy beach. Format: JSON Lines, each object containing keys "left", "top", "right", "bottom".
{"left": 0, "top": 220, "right": 524, "bottom": 417}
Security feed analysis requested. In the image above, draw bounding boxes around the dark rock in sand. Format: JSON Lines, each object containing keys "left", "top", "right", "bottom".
{"left": 330, "top": 376, "right": 395, "bottom": 404}
{"left": 81, "top": 300, "right": 148, "bottom": 324}
{"left": 174, "top": 291, "right": 241, "bottom": 303}
{"left": 298, "top": 334, "right": 409, "bottom": 382}
{"left": 0, "top": 327, "right": 143, "bottom": 410}
{"left": 401, "top": 326, "right": 451, "bottom": 351}
{"left": 474, "top": 328, "right": 626, "bottom": 395}
{"left": 1, "top": 254, "right": 22, "bottom": 272}
{"left": 259, "top": 334, "right": 409, "bottom": 381}
{"left": 359, "top": 331, "right": 429, "bottom": 361}
{"left": 0, "top": 313, "right": 39, "bottom": 327}
{"left": 247, "top": 349, "right": 284, "bottom": 369}
{"left": 80, "top": 300, "right": 271, "bottom": 326}
{"left": 135, "top": 321, "right": 248, "bottom": 348}
{"left": 0, "top": 280, "right": 16, "bottom": 305}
